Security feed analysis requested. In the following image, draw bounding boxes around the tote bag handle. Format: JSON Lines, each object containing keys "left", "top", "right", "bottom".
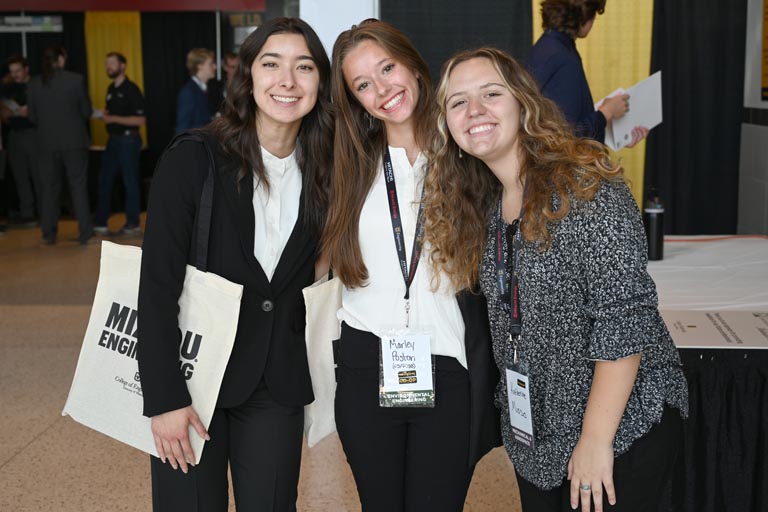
{"left": 155, "top": 131, "right": 217, "bottom": 272}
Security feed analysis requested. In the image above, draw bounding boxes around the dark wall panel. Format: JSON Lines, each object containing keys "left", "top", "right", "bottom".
{"left": 644, "top": 0, "right": 747, "bottom": 234}
{"left": 26, "top": 13, "right": 87, "bottom": 76}
{"left": 380, "top": 0, "right": 532, "bottom": 84}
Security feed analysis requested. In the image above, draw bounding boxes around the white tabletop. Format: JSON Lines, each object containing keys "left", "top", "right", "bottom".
{"left": 648, "top": 235, "right": 768, "bottom": 311}
{"left": 647, "top": 236, "right": 768, "bottom": 349}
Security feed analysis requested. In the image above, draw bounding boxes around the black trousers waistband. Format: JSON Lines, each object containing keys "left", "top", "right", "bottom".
{"left": 337, "top": 322, "right": 465, "bottom": 372}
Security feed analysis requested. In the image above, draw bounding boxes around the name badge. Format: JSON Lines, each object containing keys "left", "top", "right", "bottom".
{"left": 505, "top": 367, "right": 535, "bottom": 449}
{"left": 379, "top": 330, "right": 435, "bottom": 408}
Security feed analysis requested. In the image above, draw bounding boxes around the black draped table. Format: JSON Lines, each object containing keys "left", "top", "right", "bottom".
{"left": 648, "top": 236, "right": 768, "bottom": 512}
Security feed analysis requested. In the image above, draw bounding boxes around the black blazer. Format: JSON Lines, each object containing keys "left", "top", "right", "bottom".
{"left": 27, "top": 69, "right": 92, "bottom": 151}
{"left": 138, "top": 133, "right": 317, "bottom": 417}
{"left": 457, "top": 289, "right": 503, "bottom": 467}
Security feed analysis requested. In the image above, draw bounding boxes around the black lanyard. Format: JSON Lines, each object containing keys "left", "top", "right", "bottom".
{"left": 383, "top": 147, "right": 425, "bottom": 306}
{"left": 495, "top": 196, "right": 523, "bottom": 337}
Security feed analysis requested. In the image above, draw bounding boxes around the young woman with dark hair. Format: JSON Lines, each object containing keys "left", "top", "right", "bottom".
{"left": 321, "top": 19, "right": 499, "bottom": 512}
{"left": 424, "top": 47, "right": 687, "bottom": 512}
{"left": 137, "top": 17, "right": 333, "bottom": 511}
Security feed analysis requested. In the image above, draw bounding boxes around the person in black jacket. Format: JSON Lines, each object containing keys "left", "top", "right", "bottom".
{"left": 526, "top": 0, "right": 647, "bottom": 146}
{"left": 27, "top": 45, "right": 93, "bottom": 244}
{"left": 137, "top": 17, "right": 332, "bottom": 511}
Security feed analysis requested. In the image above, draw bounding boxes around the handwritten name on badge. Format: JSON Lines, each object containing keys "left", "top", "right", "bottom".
{"left": 380, "top": 332, "right": 434, "bottom": 407}
{"left": 506, "top": 367, "right": 535, "bottom": 449}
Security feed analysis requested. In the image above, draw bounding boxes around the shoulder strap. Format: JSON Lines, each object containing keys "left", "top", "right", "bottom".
{"left": 157, "top": 130, "right": 217, "bottom": 272}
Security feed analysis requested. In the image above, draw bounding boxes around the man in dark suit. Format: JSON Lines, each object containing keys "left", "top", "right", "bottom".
{"left": 27, "top": 45, "right": 93, "bottom": 244}
{"left": 175, "top": 48, "right": 215, "bottom": 134}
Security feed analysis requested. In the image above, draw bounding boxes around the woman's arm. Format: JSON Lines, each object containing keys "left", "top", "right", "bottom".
{"left": 568, "top": 354, "right": 641, "bottom": 512}
{"left": 568, "top": 180, "right": 661, "bottom": 511}
{"left": 137, "top": 140, "right": 209, "bottom": 471}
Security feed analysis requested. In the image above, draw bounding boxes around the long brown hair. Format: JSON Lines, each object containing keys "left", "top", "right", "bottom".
{"left": 321, "top": 19, "right": 435, "bottom": 288}
{"left": 208, "top": 17, "right": 333, "bottom": 236}
{"left": 423, "top": 47, "right": 622, "bottom": 291}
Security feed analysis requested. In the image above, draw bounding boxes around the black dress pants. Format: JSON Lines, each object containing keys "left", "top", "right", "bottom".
{"left": 515, "top": 406, "right": 683, "bottom": 512}
{"left": 334, "top": 323, "right": 474, "bottom": 512}
{"left": 38, "top": 148, "right": 92, "bottom": 242}
{"left": 150, "top": 382, "right": 304, "bottom": 512}
{"left": 8, "top": 129, "right": 40, "bottom": 219}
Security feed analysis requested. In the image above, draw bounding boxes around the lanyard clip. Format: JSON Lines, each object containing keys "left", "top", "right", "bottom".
{"left": 405, "top": 300, "right": 411, "bottom": 329}
{"left": 509, "top": 333, "right": 518, "bottom": 365}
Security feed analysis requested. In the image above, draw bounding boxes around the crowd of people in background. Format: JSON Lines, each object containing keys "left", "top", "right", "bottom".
{"left": 0, "top": 44, "right": 239, "bottom": 243}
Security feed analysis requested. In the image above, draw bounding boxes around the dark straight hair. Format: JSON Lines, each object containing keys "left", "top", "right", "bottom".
{"left": 42, "top": 45, "right": 66, "bottom": 84}
{"left": 209, "top": 17, "right": 334, "bottom": 237}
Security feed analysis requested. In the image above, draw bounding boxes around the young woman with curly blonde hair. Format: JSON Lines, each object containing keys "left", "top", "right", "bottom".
{"left": 423, "top": 47, "right": 687, "bottom": 512}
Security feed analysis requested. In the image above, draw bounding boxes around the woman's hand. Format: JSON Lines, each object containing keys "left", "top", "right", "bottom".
{"left": 569, "top": 354, "right": 641, "bottom": 511}
{"left": 151, "top": 405, "right": 210, "bottom": 473}
{"left": 567, "top": 434, "right": 616, "bottom": 512}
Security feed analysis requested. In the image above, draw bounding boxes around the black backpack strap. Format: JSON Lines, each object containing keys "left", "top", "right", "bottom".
{"left": 156, "top": 130, "right": 217, "bottom": 272}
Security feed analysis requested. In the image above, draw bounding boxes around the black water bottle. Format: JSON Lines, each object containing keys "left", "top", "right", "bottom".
{"left": 643, "top": 193, "right": 664, "bottom": 261}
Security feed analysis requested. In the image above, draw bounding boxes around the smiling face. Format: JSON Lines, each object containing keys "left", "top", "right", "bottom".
{"left": 341, "top": 39, "right": 420, "bottom": 138}
{"left": 251, "top": 32, "right": 320, "bottom": 133}
{"left": 444, "top": 57, "right": 522, "bottom": 168}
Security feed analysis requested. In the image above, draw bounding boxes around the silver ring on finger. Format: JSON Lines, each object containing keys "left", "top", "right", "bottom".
{"left": 580, "top": 483, "right": 591, "bottom": 492}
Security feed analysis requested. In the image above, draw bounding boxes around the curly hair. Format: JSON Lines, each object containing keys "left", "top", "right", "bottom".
{"left": 423, "top": 47, "right": 622, "bottom": 292}
{"left": 320, "top": 19, "right": 436, "bottom": 288}
{"left": 208, "top": 17, "right": 334, "bottom": 236}
{"left": 541, "top": 0, "right": 607, "bottom": 37}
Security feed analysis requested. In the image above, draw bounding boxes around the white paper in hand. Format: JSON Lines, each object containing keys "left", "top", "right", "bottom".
{"left": 612, "top": 71, "right": 662, "bottom": 149}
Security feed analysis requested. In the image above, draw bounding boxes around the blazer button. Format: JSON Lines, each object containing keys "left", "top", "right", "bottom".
{"left": 261, "top": 300, "right": 274, "bottom": 312}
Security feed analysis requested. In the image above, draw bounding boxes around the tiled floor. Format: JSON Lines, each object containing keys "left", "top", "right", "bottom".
{"left": 0, "top": 216, "right": 522, "bottom": 511}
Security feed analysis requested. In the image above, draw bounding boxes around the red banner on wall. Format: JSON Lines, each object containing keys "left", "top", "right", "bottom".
{"left": 0, "top": 0, "right": 265, "bottom": 11}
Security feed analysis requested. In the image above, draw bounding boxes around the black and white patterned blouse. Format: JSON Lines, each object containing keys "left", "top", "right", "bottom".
{"left": 479, "top": 178, "right": 688, "bottom": 490}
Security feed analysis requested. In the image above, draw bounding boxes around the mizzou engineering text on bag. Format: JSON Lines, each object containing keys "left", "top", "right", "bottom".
{"left": 62, "top": 241, "right": 243, "bottom": 463}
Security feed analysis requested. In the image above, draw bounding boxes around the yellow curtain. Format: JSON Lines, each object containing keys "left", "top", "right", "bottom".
{"left": 84, "top": 12, "right": 146, "bottom": 148}
{"left": 532, "top": 1, "right": 654, "bottom": 205}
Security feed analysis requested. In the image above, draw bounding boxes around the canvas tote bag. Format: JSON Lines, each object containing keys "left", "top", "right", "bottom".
{"left": 62, "top": 133, "right": 242, "bottom": 463}
{"left": 302, "top": 273, "right": 342, "bottom": 447}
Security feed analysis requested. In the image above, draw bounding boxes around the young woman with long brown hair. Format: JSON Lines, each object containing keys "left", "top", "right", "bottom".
{"left": 137, "top": 18, "right": 332, "bottom": 511}
{"left": 423, "top": 47, "right": 687, "bottom": 512}
{"left": 321, "top": 19, "right": 499, "bottom": 512}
